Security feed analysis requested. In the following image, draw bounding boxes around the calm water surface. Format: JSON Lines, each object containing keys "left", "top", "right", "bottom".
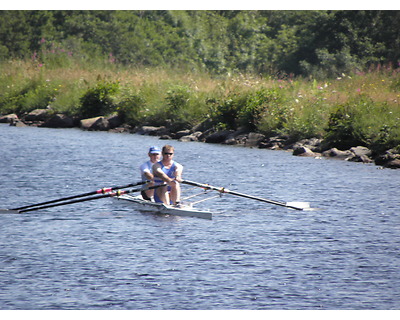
{"left": 0, "top": 124, "right": 399, "bottom": 310}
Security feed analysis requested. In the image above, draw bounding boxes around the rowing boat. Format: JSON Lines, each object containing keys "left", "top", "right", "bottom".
{"left": 114, "top": 194, "right": 213, "bottom": 220}
{"left": 1, "top": 179, "right": 312, "bottom": 218}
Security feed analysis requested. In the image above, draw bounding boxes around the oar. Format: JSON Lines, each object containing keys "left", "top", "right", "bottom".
{"left": 182, "top": 180, "right": 310, "bottom": 211}
{"left": 0, "top": 184, "right": 165, "bottom": 214}
{"left": 11, "top": 181, "right": 146, "bottom": 211}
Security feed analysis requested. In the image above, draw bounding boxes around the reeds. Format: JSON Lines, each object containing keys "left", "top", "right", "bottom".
{"left": 1, "top": 59, "right": 399, "bottom": 152}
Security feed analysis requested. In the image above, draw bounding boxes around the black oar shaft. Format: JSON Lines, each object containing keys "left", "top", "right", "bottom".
{"left": 182, "top": 180, "right": 304, "bottom": 210}
{"left": 12, "top": 181, "right": 145, "bottom": 211}
{"left": 17, "top": 184, "right": 165, "bottom": 213}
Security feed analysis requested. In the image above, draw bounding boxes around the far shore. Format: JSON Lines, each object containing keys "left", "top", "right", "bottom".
{"left": 1, "top": 109, "right": 400, "bottom": 170}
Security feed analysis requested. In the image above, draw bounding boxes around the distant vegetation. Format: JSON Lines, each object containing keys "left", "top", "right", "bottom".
{"left": 1, "top": 10, "right": 400, "bottom": 153}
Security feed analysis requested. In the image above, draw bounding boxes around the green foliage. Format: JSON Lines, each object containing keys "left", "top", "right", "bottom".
{"left": 0, "top": 10, "right": 399, "bottom": 77}
{"left": 324, "top": 97, "right": 400, "bottom": 152}
{"left": 116, "top": 90, "right": 147, "bottom": 126}
{"left": 324, "top": 103, "right": 364, "bottom": 150}
{"left": 0, "top": 76, "right": 57, "bottom": 114}
{"left": 164, "top": 85, "right": 205, "bottom": 131}
{"left": 207, "top": 93, "right": 247, "bottom": 131}
{"left": 239, "top": 89, "right": 283, "bottom": 131}
{"left": 79, "top": 80, "right": 119, "bottom": 118}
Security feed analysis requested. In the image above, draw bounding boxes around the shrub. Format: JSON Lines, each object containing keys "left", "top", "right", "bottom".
{"left": 164, "top": 85, "right": 205, "bottom": 131}
{"left": 239, "top": 89, "right": 284, "bottom": 131}
{"left": 79, "top": 80, "right": 119, "bottom": 118}
{"left": 324, "top": 96, "right": 400, "bottom": 152}
{"left": 324, "top": 103, "right": 364, "bottom": 150}
{"left": 116, "top": 91, "right": 147, "bottom": 126}
{"left": 0, "top": 77, "right": 57, "bottom": 115}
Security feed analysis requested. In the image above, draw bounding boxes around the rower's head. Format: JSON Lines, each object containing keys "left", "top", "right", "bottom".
{"left": 148, "top": 146, "right": 161, "bottom": 161}
{"left": 162, "top": 145, "right": 175, "bottom": 158}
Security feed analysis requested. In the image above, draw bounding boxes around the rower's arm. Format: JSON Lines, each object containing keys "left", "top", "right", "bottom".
{"left": 153, "top": 163, "right": 173, "bottom": 183}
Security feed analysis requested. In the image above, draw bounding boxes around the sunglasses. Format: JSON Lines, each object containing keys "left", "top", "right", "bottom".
{"left": 163, "top": 152, "right": 174, "bottom": 155}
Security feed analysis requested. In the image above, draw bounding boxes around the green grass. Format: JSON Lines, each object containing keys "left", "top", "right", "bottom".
{"left": 1, "top": 58, "right": 399, "bottom": 153}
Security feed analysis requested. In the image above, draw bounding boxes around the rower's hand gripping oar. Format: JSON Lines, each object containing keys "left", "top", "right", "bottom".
{"left": 182, "top": 180, "right": 311, "bottom": 211}
{"left": 10, "top": 181, "right": 147, "bottom": 211}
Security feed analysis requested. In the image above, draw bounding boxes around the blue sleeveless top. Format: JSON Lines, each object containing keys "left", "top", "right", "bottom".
{"left": 154, "top": 161, "right": 177, "bottom": 183}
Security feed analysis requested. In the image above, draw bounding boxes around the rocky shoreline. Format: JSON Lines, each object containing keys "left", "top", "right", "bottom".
{"left": 1, "top": 109, "right": 400, "bottom": 169}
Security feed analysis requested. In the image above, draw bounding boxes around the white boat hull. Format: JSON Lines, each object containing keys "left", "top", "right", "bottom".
{"left": 115, "top": 194, "right": 212, "bottom": 220}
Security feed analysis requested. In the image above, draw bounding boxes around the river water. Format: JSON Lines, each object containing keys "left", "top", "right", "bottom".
{"left": 0, "top": 123, "right": 399, "bottom": 310}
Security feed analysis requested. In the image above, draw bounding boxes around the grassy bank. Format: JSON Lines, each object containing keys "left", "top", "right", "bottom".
{"left": 1, "top": 59, "right": 400, "bottom": 153}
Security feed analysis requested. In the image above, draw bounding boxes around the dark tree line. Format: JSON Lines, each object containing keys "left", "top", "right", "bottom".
{"left": 1, "top": 10, "right": 399, "bottom": 77}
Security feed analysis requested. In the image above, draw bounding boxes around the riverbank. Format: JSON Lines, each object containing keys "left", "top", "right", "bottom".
{"left": 1, "top": 109, "right": 399, "bottom": 169}
{"left": 1, "top": 62, "right": 399, "bottom": 169}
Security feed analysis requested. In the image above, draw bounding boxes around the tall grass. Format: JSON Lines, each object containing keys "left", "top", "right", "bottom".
{"left": 1, "top": 58, "right": 399, "bottom": 152}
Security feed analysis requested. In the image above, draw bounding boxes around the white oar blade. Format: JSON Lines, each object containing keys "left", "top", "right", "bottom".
{"left": 286, "top": 202, "right": 311, "bottom": 210}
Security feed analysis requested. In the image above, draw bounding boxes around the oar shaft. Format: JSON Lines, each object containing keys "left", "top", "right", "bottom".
{"left": 17, "top": 184, "right": 166, "bottom": 213}
{"left": 12, "top": 181, "right": 146, "bottom": 211}
{"left": 182, "top": 180, "right": 304, "bottom": 210}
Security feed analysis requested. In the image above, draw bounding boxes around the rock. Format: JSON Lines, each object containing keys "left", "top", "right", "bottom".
{"left": 24, "top": 109, "right": 50, "bottom": 122}
{"left": 41, "top": 114, "right": 74, "bottom": 128}
{"left": 346, "top": 154, "right": 373, "bottom": 163}
{"left": 175, "top": 130, "right": 191, "bottom": 139}
{"left": 179, "top": 131, "right": 203, "bottom": 142}
{"left": 160, "top": 135, "right": 172, "bottom": 140}
{"left": 0, "top": 113, "right": 19, "bottom": 123}
{"left": 179, "top": 134, "right": 198, "bottom": 142}
{"left": 10, "top": 120, "right": 27, "bottom": 127}
{"left": 322, "top": 148, "right": 353, "bottom": 159}
{"left": 259, "top": 136, "right": 286, "bottom": 150}
{"left": 136, "top": 126, "right": 169, "bottom": 136}
{"left": 384, "top": 159, "right": 400, "bottom": 169}
{"left": 245, "top": 132, "right": 265, "bottom": 147}
{"left": 350, "top": 146, "right": 372, "bottom": 157}
{"left": 375, "top": 150, "right": 400, "bottom": 166}
{"left": 80, "top": 116, "right": 109, "bottom": 131}
{"left": 293, "top": 145, "right": 316, "bottom": 157}
{"left": 106, "top": 114, "right": 123, "bottom": 129}
{"left": 108, "top": 124, "right": 132, "bottom": 133}
{"left": 205, "top": 130, "right": 234, "bottom": 143}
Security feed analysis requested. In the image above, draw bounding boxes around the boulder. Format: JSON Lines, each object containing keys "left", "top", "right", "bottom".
{"left": 322, "top": 148, "right": 353, "bottom": 159}
{"left": 24, "top": 109, "right": 50, "bottom": 122}
{"left": 375, "top": 150, "right": 400, "bottom": 167}
{"left": 245, "top": 132, "right": 265, "bottom": 147}
{"left": 80, "top": 116, "right": 109, "bottom": 131}
{"left": 346, "top": 154, "right": 373, "bottom": 163}
{"left": 136, "top": 126, "right": 169, "bottom": 136}
{"left": 179, "top": 131, "right": 203, "bottom": 142}
{"left": 205, "top": 130, "right": 234, "bottom": 144}
{"left": 384, "top": 159, "right": 400, "bottom": 169}
{"left": 174, "top": 129, "right": 191, "bottom": 139}
{"left": 293, "top": 145, "right": 316, "bottom": 157}
{"left": 10, "top": 120, "right": 27, "bottom": 127}
{"left": 106, "top": 114, "right": 123, "bottom": 129}
{"left": 0, "top": 113, "right": 19, "bottom": 123}
{"left": 350, "top": 146, "right": 372, "bottom": 157}
{"left": 259, "top": 136, "right": 286, "bottom": 150}
{"left": 41, "top": 114, "right": 74, "bottom": 128}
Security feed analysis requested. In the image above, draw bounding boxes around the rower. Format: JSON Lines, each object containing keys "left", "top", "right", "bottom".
{"left": 139, "top": 146, "right": 161, "bottom": 201}
{"left": 152, "top": 145, "right": 183, "bottom": 206}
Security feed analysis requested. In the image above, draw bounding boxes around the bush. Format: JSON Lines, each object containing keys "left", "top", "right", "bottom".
{"left": 0, "top": 77, "right": 57, "bottom": 115}
{"left": 79, "top": 80, "right": 119, "bottom": 118}
{"left": 324, "top": 96, "right": 400, "bottom": 152}
{"left": 116, "top": 91, "right": 147, "bottom": 126}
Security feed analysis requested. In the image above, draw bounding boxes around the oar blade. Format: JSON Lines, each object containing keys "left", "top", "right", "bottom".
{"left": 0, "top": 209, "right": 21, "bottom": 214}
{"left": 286, "top": 201, "right": 311, "bottom": 210}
